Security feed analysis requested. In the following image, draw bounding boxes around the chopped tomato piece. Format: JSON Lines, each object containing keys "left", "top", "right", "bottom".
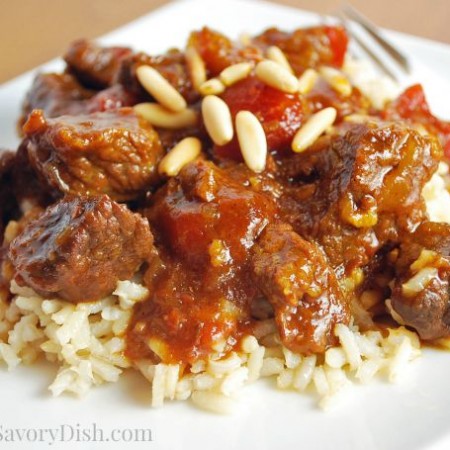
{"left": 383, "top": 84, "right": 450, "bottom": 158}
{"left": 386, "top": 84, "right": 433, "bottom": 119}
{"left": 215, "top": 76, "right": 304, "bottom": 160}
{"left": 188, "top": 27, "right": 261, "bottom": 76}
{"left": 324, "top": 26, "right": 348, "bottom": 67}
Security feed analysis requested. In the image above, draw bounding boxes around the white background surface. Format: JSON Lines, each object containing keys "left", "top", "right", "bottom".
{"left": 1, "top": 1, "right": 450, "bottom": 449}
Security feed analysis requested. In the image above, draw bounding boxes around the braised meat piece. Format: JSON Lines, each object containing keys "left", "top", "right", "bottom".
{"left": 146, "top": 160, "right": 277, "bottom": 266}
{"left": 1, "top": 205, "right": 46, "bottom": 296}
{"left": 252, "top": 223, "right": 349, "bottom": 354}
{"left": 0, "top": 151, "right": 17, "bottom": 244}
{"left": 127, "top": 161, "right": 277, "bottom": 364}
{"left": 306, "top": 79, "right": 371, "bottom": 122}
{"left": 390, "top": 221, "right": 450, "bottom": 340}
{"left": 20, "top": 73, "right": 95, "bottom": 126}
{"left": 0, "top": 143, "right": 54, "bottom": 246}
{"left": 20, "top": 73, "right": 138, "bottom": 129}
{"left": 23, "top": 108, "right": 164, "bottom": 201}
{"left": 188, "top": 27, "right": 262, "bottom": 76}
{"left": 20, "top": 73, "right": 139, "bottom": 129}
{"left": 7, "top": 141, "right": 55, "bottom": 215}
{"left": 279, "top": 122, "right": 441, "bottom": 273}
{"left": 86, "top": 84, "right": 138, "bottom": 113}
{"left": 64, "top": 39, "right": 133, "bottom": 89}
{"left": 117, "top": 49, "right": 199, "bottom": 104}
{"left": 8, "top": 195, "right": 154, "bottom": 302}
{"left": 252, "top": 25, "right": 348, "bottom": 74}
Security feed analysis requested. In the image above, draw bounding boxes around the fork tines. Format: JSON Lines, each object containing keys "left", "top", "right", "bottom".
{"left": 337, "top": 4, "right": 411, "bottom": 82}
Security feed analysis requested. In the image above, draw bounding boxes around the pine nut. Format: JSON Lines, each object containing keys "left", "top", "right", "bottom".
{"left": 255, "top": 60, "right": 298, "bottom": 94}
{"left": 158, "top": 137, "right": 202, "bottom": 177}
{"left": 266, "top": 46, "right": 294, "bottom": 74}
{"left": 292, "top": 107, "right": 337, "bottom": 153}
{"left": 219, "top": 62, "right": 253, "bottom": 86}
{"left": 236, "top": 111, "right": 267, "bottom": 173}
{"left": 344, "top": 114, "right": 378, "bottom": 124}
{"left": 199, "top": 78, "right": 226, "bottom": 96}
{"left": 319, "top": 66, "right": 352, "bottom": 97}
{"left": 297, "top": 68, "right": 319, "bottom": 94}
{"left": 186, "top": 46, "right": 207, "bottom": 91}
{"left": 136, "top": 65, "right": 187, "bottom": 112}
{"left": 202, "top": 95, "right": 234, "bottom": 146}
{"left": 134, "top": 103, "right": 198, "bottom": 129}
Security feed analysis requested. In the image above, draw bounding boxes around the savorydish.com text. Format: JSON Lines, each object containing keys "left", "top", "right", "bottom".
{"left": 0, "top": 423, "right": 153, "bottom": 446}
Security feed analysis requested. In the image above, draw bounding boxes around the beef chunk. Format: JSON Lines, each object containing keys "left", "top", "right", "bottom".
{"left": 117, "top": 49, "right": 199, "bottom": 104}
{"left": 279, "top": 122, "right": 441, "bottom": 273}
{"left": 8, "top": 195, "right": 154, "bottom": 302}
{"left": 20, "top": 73, "right": 138, "bottom": 129}
{"left": 86, "top": 84, "right": 138, "bottom": 114}
{"left": 252, "top": 223, "right": 349, "bottom": 354}
{"left": 20, "top": 73, "right": 95, "bottom": 127}
{"left": 64, "top": 39, "right": 132, "bottom": 89}
{"left": 390, "top": 221, "right": 450, "bottom": 340}
{"left": 146, "top": 159, "right": 277, "bottom": 266}
{"left": 252, "top": 25, "right": 348, "bottom": 74}
{"left": 0, "top": 151, "right": 17, "bottom": 244}
{"left": 11, "top": 140, "right": 55, "bottom": 209}
{"left": 0, "top": 144, "right": 53, "bottom": 246}
{"left": 305, "top": 79, "right": 371, "bottom": 123}
{"left": 23, "top": 108, "right": 164, "bottom": 201}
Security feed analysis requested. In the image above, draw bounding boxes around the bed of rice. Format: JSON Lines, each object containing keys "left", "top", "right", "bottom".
{"left": 1, "top": 56, "right": 449, "bottom": 414}
{"left": 0, "top": 275, "right": 423, "bottom": 413}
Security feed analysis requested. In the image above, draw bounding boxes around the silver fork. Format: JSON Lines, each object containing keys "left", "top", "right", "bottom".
{"left": 335, "top": 4, "right": 450, "bottom": 118}
{"left": 339, "top": 5, "right": 410, "bottom": 82}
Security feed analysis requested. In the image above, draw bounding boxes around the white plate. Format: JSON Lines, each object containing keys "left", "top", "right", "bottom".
{"left": 1, "top": 1, "right": 450, "bottom": 449}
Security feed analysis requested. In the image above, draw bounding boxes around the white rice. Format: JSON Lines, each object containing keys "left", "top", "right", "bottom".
{"left": 0, "top": 279, "right": 146, "bottom": 398}
{"left": 423, "top": 162, "right": 450, "bottom": 223}
{"left": 0, "top": 277, "right": 423, "bottom": 412}
{"left": 342, "top": 56, "right": 400, "bottom": 109}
